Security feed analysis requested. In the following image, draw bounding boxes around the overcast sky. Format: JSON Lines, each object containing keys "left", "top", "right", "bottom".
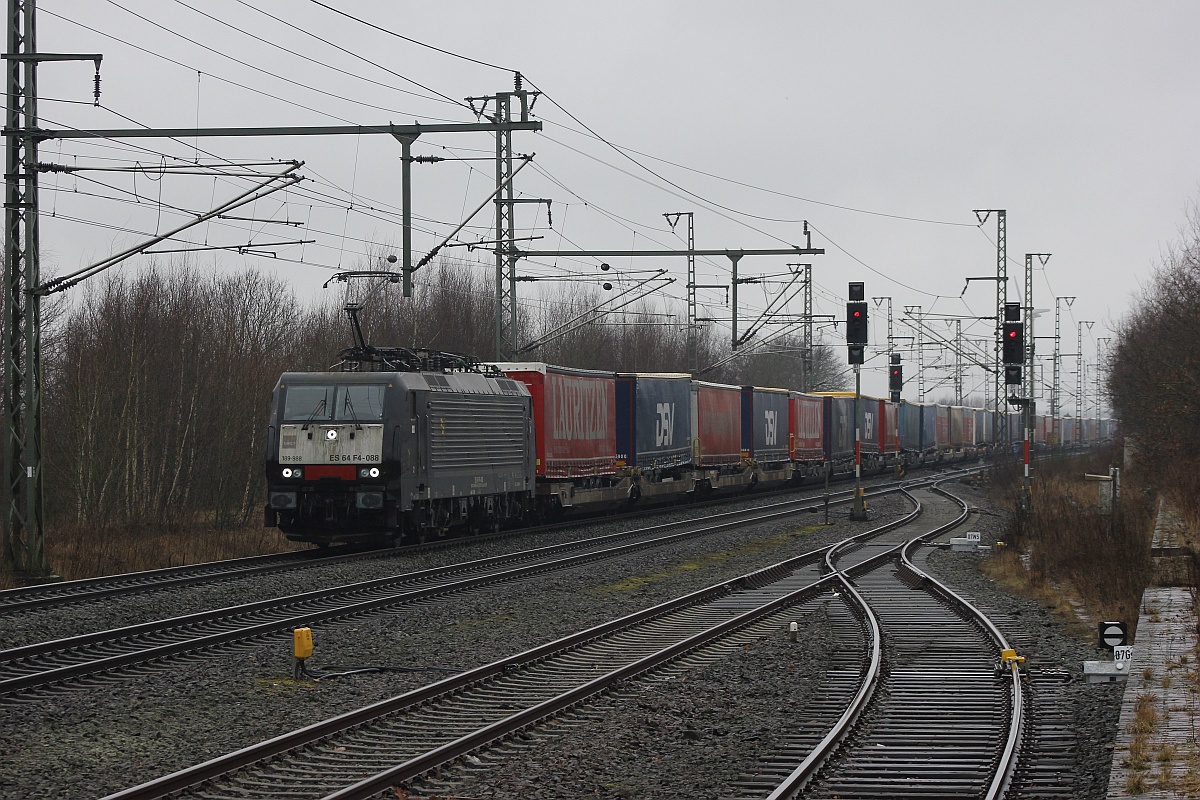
{"left": 33, "top": 2, "right": 1200, "bottom": 404}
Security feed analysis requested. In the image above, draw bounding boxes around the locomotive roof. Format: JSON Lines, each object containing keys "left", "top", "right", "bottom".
{"left": 275, "top": 371, "right": 529, "bottom": 397}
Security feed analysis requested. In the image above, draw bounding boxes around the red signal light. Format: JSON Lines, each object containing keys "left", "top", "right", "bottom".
{"left": 1008, "top": 330, "right": 1017, "bottom": 338}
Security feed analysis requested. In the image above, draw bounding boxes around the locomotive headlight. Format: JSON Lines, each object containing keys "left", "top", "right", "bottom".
{"left": 368, "top": 467, "right": 380, "bottom": 478}
{"left": 293, "top": 467, "right": 302, "bottom": 479}
{"left": 282, "top": 467, "right": 293, "bottom": 478}
{"left": 325, "top": 429, "right": 338, "bottom": 441}
{"left": 358, "top": 467, "right": 369, "bottom": 479}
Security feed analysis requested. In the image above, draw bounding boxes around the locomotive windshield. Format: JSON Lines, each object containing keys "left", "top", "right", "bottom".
{"left": 283, "top": 384, "right": 385, "bottom": 422}
{"left": 283, "top": 385, "right": 332, "bottom": 423}
{"left": 337, "top": 384, "right": 386, "bottom": 421}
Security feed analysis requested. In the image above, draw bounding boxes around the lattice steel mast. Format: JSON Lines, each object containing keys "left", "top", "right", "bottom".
{"left": 974, "top": 209, "right": 1006, "bottom": 443}
{"left": 4, "top": 0, "right": 100, "bottom": 577}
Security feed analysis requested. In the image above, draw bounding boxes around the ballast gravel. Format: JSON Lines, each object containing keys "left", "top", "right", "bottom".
{"left": 0, "top": 473, "right": 1125, "bottom": 799}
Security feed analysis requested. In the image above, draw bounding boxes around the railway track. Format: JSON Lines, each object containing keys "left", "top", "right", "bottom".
{"left": 754, "top": 485, "right": 1023, "bottom": 799}
{"left": 95, "top": 480, "right": 1020, "bottom": 800}
{"left": 787, "top": 491, "right": 1022, "bottom": 796}
{"left": 0, "top": 547, "right": 357, "bottom": 614}
{"left": 0, "top": 465, "right": 968, "bottom": 615}
{"left": 0, "top": 472, "right": 975, "bottom": 702}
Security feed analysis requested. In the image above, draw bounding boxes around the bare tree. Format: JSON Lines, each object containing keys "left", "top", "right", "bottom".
{"left": 43, "top": 262, "right": 299, "bottom": 530}
{"left": 1109, "top": 201, "right": 1200, "bottom": 502}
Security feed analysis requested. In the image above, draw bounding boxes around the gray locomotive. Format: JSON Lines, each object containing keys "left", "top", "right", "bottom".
{"left": 264, "top": 316, "right": 536, "bottom": 545}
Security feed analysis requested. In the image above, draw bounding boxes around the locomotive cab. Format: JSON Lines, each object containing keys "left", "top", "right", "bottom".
{"left": 265, "top": 374, "right": 395, "bottom": 544}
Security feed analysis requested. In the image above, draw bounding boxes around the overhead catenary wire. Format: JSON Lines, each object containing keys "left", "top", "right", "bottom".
{"left": 42, "top": 27, "right": 969, "bottom": 321}
{"left": 100, "top": 1, "right": 467, "bottom": 117}
{"left": 304, "top": 0, "right": 515, "bottom": 73}
{"left": 219, "top": 0, "right": 471, "bottom": 112}
{"left": 37, "top": 5, "right": 1088, "bottom": 390}
{"left": 43, "top": 8, "right": 467, "bottom": 129}
{"left": 538, "top": 118, "right": 979, "bottom": 228}
{"left": 37, "top": 163, "right": 305, "bottom": 294}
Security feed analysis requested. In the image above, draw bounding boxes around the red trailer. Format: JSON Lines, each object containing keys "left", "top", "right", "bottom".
{"left": 691, "top": 381, "right": 743, "bottom": 467}
{"left": 494, "top": 362, "right": 617, "bottom": 479}
{"left": 878, "top": 399, "right": 900, "bottom": 455}
{"left": 789, "top": 392, "right": 825, "bottom": 461}
{"left": 935, "top": 405, "right": 951, "bottom": 450}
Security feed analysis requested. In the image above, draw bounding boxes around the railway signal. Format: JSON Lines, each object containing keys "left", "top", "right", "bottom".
{"left": 1098, "top": 621, "right": 1128, "bottom": 649}
{"left": 1002, "top": 301, "right": 1024, "bottom": 387}
{"left": 889, "top": 352, "right": 903, "bottom": 397}
{"left": 846, "top": 284, "right": 867, "bottom": 365}
{"left": 1002, "top": 322, "right": 1024, "bottom": 365}
{"left": 846, "top": 302, "right": 868, "bottom": 345}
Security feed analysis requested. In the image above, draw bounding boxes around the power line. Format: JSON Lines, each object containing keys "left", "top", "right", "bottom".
{"left": 304, "top": 0, "right": 514, "bottom": 73}
{"left": 102, "top": 0, "right": 464, "bottom": 117}
{"left": 805, "top": 220, "right": 959, "bottom": 300}
{"left": 43, "top": 8, "right": 462, "bottom": 130}
{"left": 176, "top": 0, "right": 470, "bottom": 111}
{"left": 539, "top": 118, "right": 978, "bottom": 228}
{"left": 534, "top": 130, "right": 794, "bottom": 247}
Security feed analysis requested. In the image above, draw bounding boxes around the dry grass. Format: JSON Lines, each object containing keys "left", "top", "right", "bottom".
{"left": 1126, "top": 769, "right": 1147, "bottom": 794}
{"left": 1131, "top": 693, "right": 1162, "bottom": 736}
{"left": 1125, "top": 693, "right": 1162, "bottom": 792}
{"left": 0, "top": 520, "right": 303, "bottom": 589}
{"left": 985, "top": 446, "right": 1155, "bottom": 627}
{"left": 1159, "top": 742, "right": 1178, "bottom": 789}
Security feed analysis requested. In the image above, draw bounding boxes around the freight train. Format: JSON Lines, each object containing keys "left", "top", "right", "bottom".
{"left": 264, "top": 354, "right": 1116, "bottom": 546}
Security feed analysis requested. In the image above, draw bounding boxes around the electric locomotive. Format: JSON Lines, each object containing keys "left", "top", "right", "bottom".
{"left": 264, "top": 317, "right": 535, "bottom": 545}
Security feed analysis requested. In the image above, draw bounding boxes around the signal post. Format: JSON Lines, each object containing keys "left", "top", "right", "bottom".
{"left": 1002, "top": 302, "right": 1030, "bottom": 511}
{"left": 847, "top": 282, "right": 869, "bottom": 520}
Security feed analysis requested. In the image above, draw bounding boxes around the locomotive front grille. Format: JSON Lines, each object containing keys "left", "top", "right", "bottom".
{"left": 428, "top": 396, "right": 527, "bottom": 469}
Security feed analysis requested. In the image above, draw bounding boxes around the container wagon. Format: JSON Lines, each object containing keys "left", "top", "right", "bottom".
{"left": 934, "top": 405, "right": 951, "bottom": 453}
{"left": 878, "top": 399, "right": 901, "bottom": 467}
{"left": 615, "top": 372, "right": 695, "bottom": 500}
{"left": 899, "top": 400, "right": 925, "bottom": 458}
{"left": 789, "top": 391, "right": 825, "bottom": 474}
{"left": 948, "top": 406, "right": 964, "bottom": 449}
{"left": 741, "top": 386, "right": 792, "bottom": 474}
{"left": 691, "top": 381, "right": 752, "bottom": 490}
{"left": 495, "top": 362, "right": 618, "bottom": 510}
